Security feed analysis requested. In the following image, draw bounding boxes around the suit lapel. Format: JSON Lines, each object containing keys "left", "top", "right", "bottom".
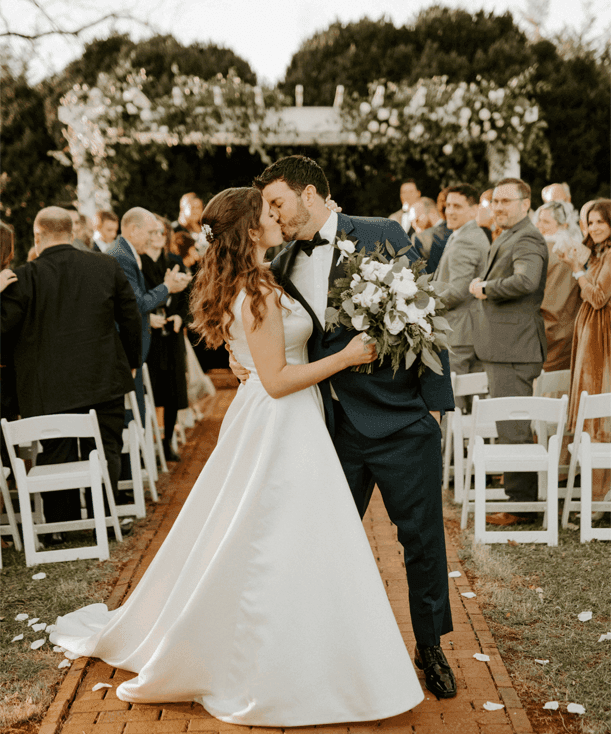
{"left": 271, "top": 241, "right": 325, "bottom": 333}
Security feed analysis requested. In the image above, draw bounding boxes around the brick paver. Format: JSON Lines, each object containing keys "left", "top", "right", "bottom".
{"left": 40, "top": 388, "right": 533, "bottom": 734}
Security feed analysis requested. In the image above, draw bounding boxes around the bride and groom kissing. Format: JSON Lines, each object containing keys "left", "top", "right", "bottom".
{"left": 51, "top": 155, "right": 457, "bottom": 727}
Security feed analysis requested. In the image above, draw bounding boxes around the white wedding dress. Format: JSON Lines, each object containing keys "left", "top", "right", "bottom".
{"left": 50, "top": 292, "right": 424, "bottom": 727}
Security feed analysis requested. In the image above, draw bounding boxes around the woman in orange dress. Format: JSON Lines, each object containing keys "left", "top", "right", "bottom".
{"left": 559, "top": 199, "right": 611, "bottom": 499}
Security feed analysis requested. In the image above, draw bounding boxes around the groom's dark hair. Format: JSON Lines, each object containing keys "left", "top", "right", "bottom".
{"left": 253, "top": 155, "right": 330, "bottom": 199}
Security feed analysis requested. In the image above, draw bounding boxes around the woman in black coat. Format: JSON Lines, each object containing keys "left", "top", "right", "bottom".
{"left": 141, "top": 216, "right": 189, "bottom": 462}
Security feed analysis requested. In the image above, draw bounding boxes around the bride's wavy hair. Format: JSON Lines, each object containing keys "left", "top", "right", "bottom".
{"left": 190, "top": 187, "right": 284, "bottom": 348}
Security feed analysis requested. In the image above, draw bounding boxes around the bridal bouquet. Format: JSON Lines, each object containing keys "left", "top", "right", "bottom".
{"left": 325, "top": 234, "right": 451, "bottom": 376}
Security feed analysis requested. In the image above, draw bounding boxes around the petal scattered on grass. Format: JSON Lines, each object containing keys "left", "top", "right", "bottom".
{"left": 11, "top": 634, "right": 24, "bottom": 642}
{"left": 474, "top": 653, "right": 490, "bottom": 662}
{"left": 15, "top": 613, "right": 28, "bottom": 622}
{"left": 567, "top": 703, "right": 586, "bottom": 714}
{"left": 544, "top": 701, "right": 559, "bottom": 710}
{"left": 120, "top": 519, "right": 133, "bottom": 526}
{"left": 448, "top": 571, "right": 462, "bottom": 578}
{"left": 461, "top": 592, "right": 477, "bottom": 598}
{"left": 53, "top": 646, "right": 65, "bottom": 653}
{"left": 92, "top": 683, "right": 112, "bottom": 692}
{"left": 483, "top": 702, "right": 505, "bottom": 711}
{"left": 45, "top": 624, "right": 56, "bottom": 633}
{"left": 535, "top": 659, "right": 549, "bottom": 665}
{"left": 32, "top": 572, "right": 46, "bottom": 580}
{"left": 27, "top": 618, "right": 40, "bottom": 627}
{"left": 58, "top": 659, "right": 71, "bottom": 669}
{"left": 30, "top": 639, "right": 45, "bottom": 650}
{"left": 598, "top": 632, "right": 611, "bottom": 642}
{"left": 578, "top": 611, "right": 593, "bottom": 622}
{"left": 32, "top": 623, "right": 47, "bottom": 632}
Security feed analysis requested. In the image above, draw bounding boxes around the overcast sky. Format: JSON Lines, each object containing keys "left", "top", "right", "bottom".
{"left": 3, "top": 0, "right": 610, "bottom": 84}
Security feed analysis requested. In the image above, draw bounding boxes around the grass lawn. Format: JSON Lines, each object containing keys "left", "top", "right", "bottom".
{"left": 446, "top": 494, "right": 611, "bottom": 734}
{"left": 0, "top": 523, "right": 146, "bottom": 731}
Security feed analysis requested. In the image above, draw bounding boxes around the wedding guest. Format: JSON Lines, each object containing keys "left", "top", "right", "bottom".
{"left": 535, "top": 201, "right": 582, "bottom": 372}
{"left": 432, "top": 184, "right": 489, "bottom": 409}
{"left": 541, "top": 182, "right": 581, "bottom": 240}
{"left": 558, "top": 199, "right": 611, "bottom": 500}
{"left": 0, "top": 222, "right": 19, "bottom": 468}
{"left": 109, "top": 207, "right": 190, "bottom": 422}
{"left": 423, "top": 187, "right": 453, "bottom": 274}
{"left": 93, "top": 210, "right": 119, "bottom": 253}
{"left": 476, "top": 189, "right": 502, "bottom": 243}
{"left": 409, "top": 197, "right": 446, "bottom": 264}
{"left": 141, "top": 216, "right": 189, "bottom": 462}
{"left": 172, "top": 192, "right": 205, "bottom": 241}
{"left": 389, "top": 179, "right": 421, "bottom": 237}
{"left": 0, "top": 222, "right": 17, "bottom": 292}
{"left": 470, "top": 178, "right": 548, "bottom": 526}
{"left": 1, "top": 207, "right": 142, "bottom": 536}
{"left": 65, "top": 207, "right": 90, "bottom": 252}
{"left": 170, "top": 231, "right": 199, "bottom": 273}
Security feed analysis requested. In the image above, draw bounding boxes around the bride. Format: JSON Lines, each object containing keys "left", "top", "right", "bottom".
{"left": 50, "top": 187, "right": 425, "bottom": 727}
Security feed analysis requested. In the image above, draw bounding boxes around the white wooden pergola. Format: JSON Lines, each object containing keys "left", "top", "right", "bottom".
{"left": 58, "top": 84, "right": 520, "bottom": 216}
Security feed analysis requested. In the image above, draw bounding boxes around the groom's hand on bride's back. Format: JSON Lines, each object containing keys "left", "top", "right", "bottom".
{"left": 227, "top": 344, "right": 250, "bottom": 383}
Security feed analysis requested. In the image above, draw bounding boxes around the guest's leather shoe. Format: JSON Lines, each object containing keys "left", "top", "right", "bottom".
{"left": 486, "top": 512, "right": 538, "bottom": 526}
{"left": 163, "top": 442, "right": 181, "bottom": 462}
{"left": 414, "top": 644, "right": 457, "bottom": 698}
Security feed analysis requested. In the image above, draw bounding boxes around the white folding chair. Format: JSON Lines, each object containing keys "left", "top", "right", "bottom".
{"left": 142, "top": 363, "right": 168, "bottom": 475}
{"left": 1, "top": 411, "right": 122, "bottom": 565}
{"left": 444, "top": 372, "right": 497, "bottom": 503}
{"left": 463, "top": 395, "right": 568, "bottom": 546}
{"left": 0, "top": 456, "right": 23, "bottom": 568}
{"left": 533, "top": 369, "right": 572, "bottom": 499}
{"left": 561, "top": 391, "right": 611, "bottom": 542}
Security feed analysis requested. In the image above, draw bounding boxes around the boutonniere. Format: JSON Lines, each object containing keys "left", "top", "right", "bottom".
{"left": 335, "top": 231, "right": 359, "bottom": 265}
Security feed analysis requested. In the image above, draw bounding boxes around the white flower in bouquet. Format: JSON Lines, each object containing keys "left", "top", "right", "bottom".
{"left": 395, "top": 299, "right": 421, "bottom": 322}
{"left": 383, "top": 311, "right": 405, "bottom": 336}
{"left": 351, "top": 313, "right": 370, "bottom": 331}
{"left": 352, "top": 282, "right": 384, "bottom": 308}
{"left": 390, "top": 272, "right": 418, "bottom": 299}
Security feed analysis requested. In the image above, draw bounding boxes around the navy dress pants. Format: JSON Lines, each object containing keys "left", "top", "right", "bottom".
{"left": 332, "top": 401, "right": 452, "bottom": 647}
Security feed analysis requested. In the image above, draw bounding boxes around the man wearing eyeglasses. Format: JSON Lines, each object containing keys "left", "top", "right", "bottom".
{"left": 469, "top": 178, "right": 548, "bottom": 526}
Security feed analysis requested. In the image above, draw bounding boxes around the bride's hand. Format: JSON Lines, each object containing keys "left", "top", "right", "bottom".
{"left": 342, "top": 334, "right": 377, "bottom": 366}
{"left": 325, "top": 195, "right": 342, "bottom": 213}
{"left": 226, "top": 343, "right": 250, "bottom": 383}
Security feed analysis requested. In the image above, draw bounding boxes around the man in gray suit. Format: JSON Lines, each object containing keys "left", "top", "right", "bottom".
{"left": 433, "top": 184, "right": 490, "bottom": 410}
{"left": 469, "top": 178, "right": 548, "bottom": 525}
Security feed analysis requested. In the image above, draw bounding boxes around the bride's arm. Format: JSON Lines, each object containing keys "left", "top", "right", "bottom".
{"left": 243, "top": 290, "right": 375, "bottom": 399}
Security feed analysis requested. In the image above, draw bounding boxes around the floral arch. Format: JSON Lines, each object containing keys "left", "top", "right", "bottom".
{"left": 56, "top": 67, "right": 550, "bottom": 216}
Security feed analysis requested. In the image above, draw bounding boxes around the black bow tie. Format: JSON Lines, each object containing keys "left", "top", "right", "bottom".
{"left": 296, "top": 231, "right": 330, "bottom": 256}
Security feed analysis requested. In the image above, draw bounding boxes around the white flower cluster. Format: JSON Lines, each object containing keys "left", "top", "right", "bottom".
{"left": 346, "top": 258, "right": 435, "bottom": 337}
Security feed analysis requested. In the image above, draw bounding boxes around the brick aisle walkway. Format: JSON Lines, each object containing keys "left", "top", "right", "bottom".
{"left": 40, "top": 389, "right": 533, "bottom": 734}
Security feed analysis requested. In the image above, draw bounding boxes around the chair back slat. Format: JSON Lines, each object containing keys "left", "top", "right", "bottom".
{"left": 453, "top": 371, "right": 489, "bottom": 398}
{"left": 534, "top": 369, "right": 571, "bottom": 397}
{"left": 580, "top": 392, "right": 612, "bottom": 422}
{"left": 1, "top": 412, "right": 100, "bottom": 446}
{"left": 472, "top": 395, "right": 567, "bottom": 428}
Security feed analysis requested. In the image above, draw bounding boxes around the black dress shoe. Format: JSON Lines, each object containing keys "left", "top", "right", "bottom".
{"left": 163, "top": 442, "right": 181, "bottom": 462}
{"left": 414, "top": 644, "right": 457, "bottom": 698}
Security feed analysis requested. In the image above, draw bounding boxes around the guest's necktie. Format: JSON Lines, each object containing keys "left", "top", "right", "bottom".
{"left": 295, "top": 231, "right": 329, "bottom": 256}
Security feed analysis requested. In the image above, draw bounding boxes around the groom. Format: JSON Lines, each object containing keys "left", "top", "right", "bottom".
{"left": 250, "top": 156, "right": 457, "bottom": 698}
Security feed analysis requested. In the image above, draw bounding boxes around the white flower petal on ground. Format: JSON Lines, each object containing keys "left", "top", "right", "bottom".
{"left": 53, "top": 646, "right": 65, "bottom": 653}
{"left": 598, "top": 632, "right": 611, "bottom": 642}
{"left": 483, "top": 702, "right": 504, "bottom": 711}
{"left": 58, "top": 659, "right": 71, "bottom": 669}
{"left": 32, "top": 623, "right": 47, "bottom": 632}
{"left": 578, "top": 611, "right": 593, "bottom": 622}
{"left": 461, "top": 592, "right": 476, "bottom": 598}
{"left": 448, "top": 571, "right": 461, "bottom": 578}
{"left": 46, "top": 624, "right": 56, "bottom": 633}
{"left": 15, "top": 614, "right": 28, "bottom": 621}
{"left": 27, "top": 618, "right": 40, "bottom": 626}
{"left": 92, "top": 683, "right": 112, "bottom": 692}
{"left": 11, "top": 634, "right": 24, "bottom": 642}
{"left": 32, "top": 572, "right": 46, "bottom": 580}
{"left": 567, "top": 703, "right": 586, "bottom": 715}
{"left": 543, "top": 701, "right": 559, "bottom": 710}
{"left": 30, "top": 639, "right": 45, "bottom": 650}
{"left": 474, "top": 653, "right": 490, "bottom": 662}
{"left": 535, "top": 659, "right": 549, "bottom": 665}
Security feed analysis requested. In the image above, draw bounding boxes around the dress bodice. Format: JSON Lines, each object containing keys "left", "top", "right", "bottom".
{"left": 228, "top": 290, "right": 313, "bottom": 382}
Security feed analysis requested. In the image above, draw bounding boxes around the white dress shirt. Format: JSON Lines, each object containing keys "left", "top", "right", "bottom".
{"left": 289, "top": 211, "right": 338, "bottom": 327}
{"left": 123, "top": 237, "right": 142, "bottom": 269}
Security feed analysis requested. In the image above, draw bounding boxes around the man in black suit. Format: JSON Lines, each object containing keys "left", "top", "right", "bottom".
{"left": 251, "top": 156, "right": 457, "bottom": 699}
{"left": 1, "top": 206, "right": 142, "bottom": 528}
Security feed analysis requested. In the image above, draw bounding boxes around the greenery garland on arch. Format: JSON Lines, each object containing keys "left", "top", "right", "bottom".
{"left": 339, "top": 69, "right": 552, "bottom": 186}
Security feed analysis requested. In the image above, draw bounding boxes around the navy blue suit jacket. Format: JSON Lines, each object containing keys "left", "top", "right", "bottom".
{"left": 271, "top": 213, "right": 454, "bottom": 439}
{"left": 108, "top": 236, "right": 169, "bottom": 363}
